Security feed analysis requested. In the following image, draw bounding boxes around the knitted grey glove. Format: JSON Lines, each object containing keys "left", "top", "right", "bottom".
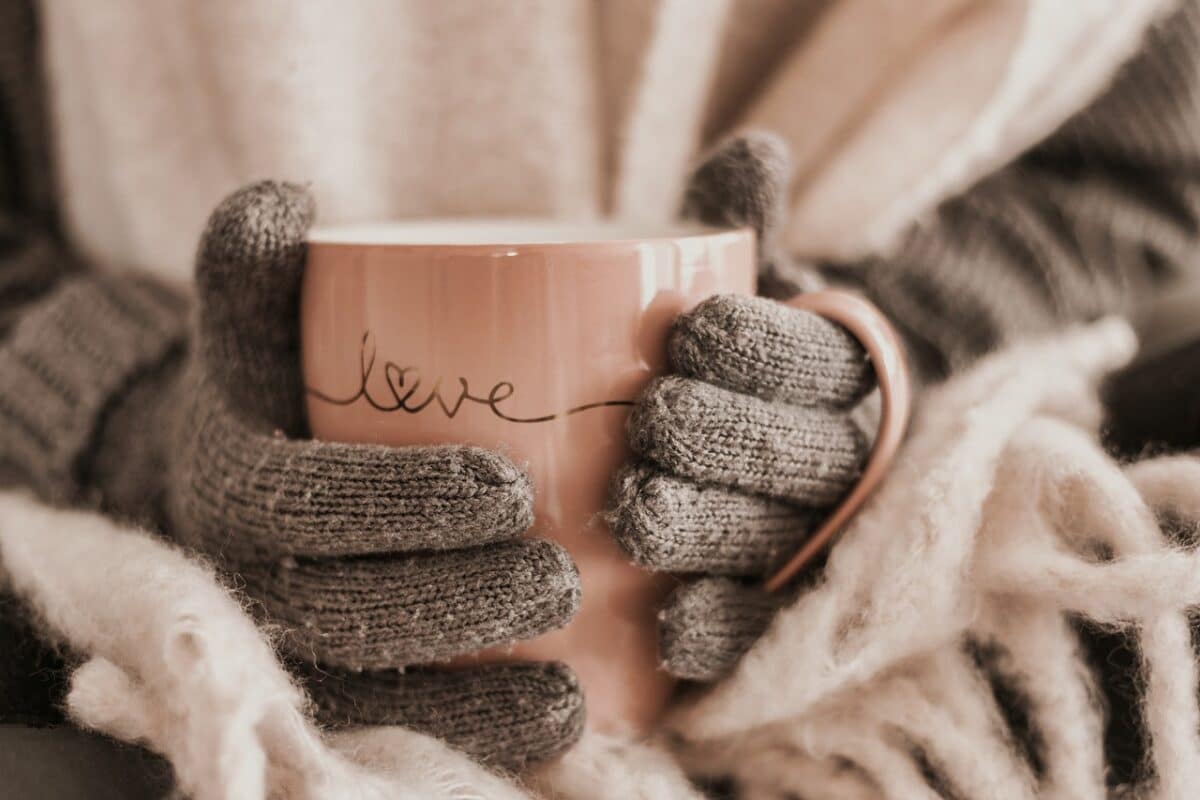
{"left": 609, "top": 134, "right": 875, "bottom": 681}
{"left": 0, "top": 182, "right": 583, "bottom": 768}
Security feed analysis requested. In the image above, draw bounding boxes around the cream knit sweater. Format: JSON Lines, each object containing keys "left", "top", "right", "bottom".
{"left": 39, "top": 0, "right": 1168, "bottom": 283}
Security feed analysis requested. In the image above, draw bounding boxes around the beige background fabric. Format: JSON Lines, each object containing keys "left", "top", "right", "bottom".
{"left": 37, "top": 0, "right": 1167, "bottom": 285}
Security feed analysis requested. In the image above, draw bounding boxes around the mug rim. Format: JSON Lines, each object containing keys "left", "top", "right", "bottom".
{"left": 306, "top": 218, "right": 753, "bottom": 250}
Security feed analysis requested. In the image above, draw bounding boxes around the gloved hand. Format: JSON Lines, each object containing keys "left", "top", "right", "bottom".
{"left": 0, "top": 183, "right": 583, "bottom": 767}
{"left": 609, "top": 134, "right": 876, "bottom": 681}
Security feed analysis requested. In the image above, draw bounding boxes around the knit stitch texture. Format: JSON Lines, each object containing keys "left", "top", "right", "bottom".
{"left": 0, "top": 182, "right": 587, "bottom": 767}
{"left": 612, "top": 0, "right": 1200, "bottom": 694}
{"left": 4, "top": 0, "right": 1200, "bottom": 791}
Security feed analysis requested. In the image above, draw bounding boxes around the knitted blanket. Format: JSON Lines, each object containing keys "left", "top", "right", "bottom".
{"left": 6, "top": 317, "right": 1191, "bottom": 799}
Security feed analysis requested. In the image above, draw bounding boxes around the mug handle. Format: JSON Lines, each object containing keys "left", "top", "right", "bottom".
{"left": 763, "top": 290, "right": 912, "bottom": 592}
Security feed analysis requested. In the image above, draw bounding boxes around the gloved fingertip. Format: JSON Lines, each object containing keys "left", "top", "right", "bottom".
{"left": 197, "top": 181, "right": 314, "bottom": 284}
{"left": 458, "top": 446, "right": 527, "bottom": 487}
{"left": 606, "top": 462, "right": 673, "bottom": 570}
{"left": 194, "top": 180, "right": 316, "bottom": 433}
{"left": 670, "top": 293, "right": 874, "bottom": 407}
{"left": 444, "top": 447, "right": 536, "bottom": 543}
{"left": 659, "top": 577, "right": 778, "bottom": 682}
{"left": 531, "top": 539, "right": 583, "bottom": 627}
{"left": 681, "top": 131, "right": 791, "bottom": 246}
{"left": 515, "top": 661, "right": 586, "bottom": 765}
{"left": 627, "top": 375, "right": 699, "bottom": 461}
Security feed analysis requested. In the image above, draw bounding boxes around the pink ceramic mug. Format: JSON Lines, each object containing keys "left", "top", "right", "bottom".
{"left": 301, "top": 220, "right": 756, "bottom": 732}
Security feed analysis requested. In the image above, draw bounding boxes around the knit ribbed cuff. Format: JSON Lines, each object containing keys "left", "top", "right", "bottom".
{"left": 0, "top": 273, "right": 188, "bottom": 500}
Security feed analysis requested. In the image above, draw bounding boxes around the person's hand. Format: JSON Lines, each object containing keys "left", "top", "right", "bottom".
{"left": 0, "top": 183, "right": 584, "bottom": 767}
{"left": 609, "top": 134, "right": 876, "bottom": 681}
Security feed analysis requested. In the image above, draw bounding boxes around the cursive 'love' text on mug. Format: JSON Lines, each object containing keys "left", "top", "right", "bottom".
{"left": 300, "top": 220, "right": 757, "bottom": 732}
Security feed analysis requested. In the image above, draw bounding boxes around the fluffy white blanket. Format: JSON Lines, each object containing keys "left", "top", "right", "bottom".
{"left": 11, "top": 317, "right": 1200, "bottom": 798}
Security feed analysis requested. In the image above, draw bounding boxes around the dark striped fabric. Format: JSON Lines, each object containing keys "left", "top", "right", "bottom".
{"left": 834, "top": 1, "right": 1200, "bottom": 384}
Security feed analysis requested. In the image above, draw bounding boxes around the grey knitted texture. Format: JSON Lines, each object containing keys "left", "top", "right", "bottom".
{"left": 0, "top": 274, "right": 187, "bottom": 500}
{"left": 611, "top": 2, "right": 1200, "bottom": 689}
{"left": 658, "top": 578, "right": 779, "bottom": 682}
{"left": 171, "top": 378, "right": 535, "bottom": 559}
{"left": 630, "top": 374, "right": 866, "bottom": 506}
{"left": 177, "top": 183, "right": 582, "bottom": 763}
{"left": 0, "top": 224, "right": 78, "bottom": 338}
{"left": 240, "top": 539, "right": 579, "bottom": 668}
{"left": 682, "top": 133, "right": 789, "bottom": 251}
{"left": 194, "top": 182, "right": 313, "bottom": 436}
{"left": 670, "top": 293, "right": 874, "bottom": 408}
{"left": 303, "top": 661, "right": 585, "bottom": 769}
{"left": 610, "top": 463, "right": 818, "bottom": 576}
{"left": 0, "top": 182, "right": 585, "bottom": 765}
{"left": 609, "top": 133, "right": 874, "bottom": 685}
